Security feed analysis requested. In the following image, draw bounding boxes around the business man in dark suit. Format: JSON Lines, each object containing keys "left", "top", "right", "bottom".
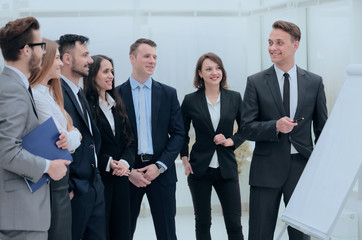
{"left": 58, "top": 34, "right": 106, "bottom": 240}
{"left": 241, "top": 20, "right": 328, "bottom": 240}
{"left": 117, "top": 38, "right": 184, "bottom": 240}
{"left": 0, "top": 17, "right": 69, "bottom": 240}
{"left": 181, "top": 53, "right": 245, "bottom": 240}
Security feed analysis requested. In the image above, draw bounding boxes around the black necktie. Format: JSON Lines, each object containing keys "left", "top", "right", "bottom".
{"left": 28, "top": 86, "right": 38, "bottom": 118}
{"left": 77, "top": 89, "right": 89, "bottom": 128}
{"left": 283, "top": 72, "right": 290, "bottom": 117}
{"left": 28, "top": 86, "right": 34, "bottom": 99}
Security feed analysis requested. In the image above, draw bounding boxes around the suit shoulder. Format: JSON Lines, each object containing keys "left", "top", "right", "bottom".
{"left": 182, "top": 90, "right": 200, "bottom": 103}
{"left": 223, "top": 88, "right": 241, "bottom": 97}
{"left": 153, "top": 79, "right": 177, "bottom": 93}
{"left": 184, "top": 89, "right": 200, "bottom": 98}
{"left": 299, "top": 68, "right": 322, "bottom": 81}
{"left": 116, "top": 80, "right": 130, "bottom": 92}
{"left": 247, "top": 67, "right": 273, "bottom": 82}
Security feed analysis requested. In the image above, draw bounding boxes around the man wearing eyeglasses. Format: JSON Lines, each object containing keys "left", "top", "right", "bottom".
{"left": 0, "top": 17, "right": 70, "bottom": 240}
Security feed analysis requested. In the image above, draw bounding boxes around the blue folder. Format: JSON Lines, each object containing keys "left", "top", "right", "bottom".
{"left": 22, "top": 117, "right": 73, "bottom": 193}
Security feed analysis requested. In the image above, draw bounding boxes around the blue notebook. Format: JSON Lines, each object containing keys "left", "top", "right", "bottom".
{"left": 22, "top": 117, "right": 73, "bottom": 193}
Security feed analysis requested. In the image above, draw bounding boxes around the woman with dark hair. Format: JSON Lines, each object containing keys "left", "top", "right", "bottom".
{"left": 84, "top": 54, "right": 135, "bottom": 240}
{"left": 180, "top": 53, "right": 245, "bottom": 240}
{"left": 29, "top": 38, "right": 82, "bottom": 240}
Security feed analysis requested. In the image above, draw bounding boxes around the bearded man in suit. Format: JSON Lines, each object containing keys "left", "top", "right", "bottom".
{"left": 0, "top": 16, "right": 69, "bottom": 240}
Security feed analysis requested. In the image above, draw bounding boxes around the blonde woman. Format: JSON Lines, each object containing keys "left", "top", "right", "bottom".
{"left": 29, "top": 38, "right": 81, "bottom": 240}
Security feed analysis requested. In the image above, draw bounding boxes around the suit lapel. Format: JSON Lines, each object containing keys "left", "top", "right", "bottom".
{"left": 294, "top": 66, "right": 306, "bottom": 119}
{"left": 151, "top": 80, "right": 161, "bottom": 141}
{"left": 62, "top": 79, "right": 90, "bottom": 131}
{"left": 122, "top": 80, "right": 137, "bottom": 137}
{"left": 196, "top": 90, "right": 215, "bottom": 133}
{"left": 113, "top": 109, "right": 123, "bottom": 142}
{"left": 265, "top": 66, "right": 285, "bottom": 116}
{"left": 5, "top": 67, "right": 38, "bottom": 118}
{"left": 99, "top": 107, "right": 117, "bottom": 142}
{"left": 216, "top": 88, "right": 226, "bottom": 132}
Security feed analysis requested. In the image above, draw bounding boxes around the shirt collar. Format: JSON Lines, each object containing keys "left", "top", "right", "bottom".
{"left": 274, "top": 64, "right": 297, "bottom": 82}
{"left": 130, "top": 76, "right": 152, "bottom": 90}
{"left": 61, "top": 74, "right": 81, "bottom": 95}
{"left": 99, "top": 93, "right": 115, "bottom": 111}
{"left": 33, "top": 83, "right": 49, "bottom": 93}
{"left": 5, "top": 65, "right": 29, "bottom": 89}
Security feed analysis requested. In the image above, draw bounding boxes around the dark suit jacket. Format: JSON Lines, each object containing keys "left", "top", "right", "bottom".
{"left": 61, "top": 79, "right": 101, "bottom": 195}
{"left": 90, "top": 104, "right": 136, "bottom": 176}
{"left": 241, "top": 65, "right": 328, "bottom": 188}
{"left": 116, "top": 78, "right": 185, "bottom": 185}
{"left": 180, "top": 88, "right": 245, "bottom": 179}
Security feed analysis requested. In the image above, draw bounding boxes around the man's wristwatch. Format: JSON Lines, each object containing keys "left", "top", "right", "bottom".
{"left": 155, "top": 163, "right": 166, "bottom": 174}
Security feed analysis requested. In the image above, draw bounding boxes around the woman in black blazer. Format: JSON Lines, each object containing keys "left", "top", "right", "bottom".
{"left": 181, "top": 53, "right": 245, "bottom": 240}
{"left": 84, "top": 55, "right": 135, "bottom": 240}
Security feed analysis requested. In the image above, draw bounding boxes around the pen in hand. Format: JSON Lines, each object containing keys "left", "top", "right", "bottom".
{"left": 293, "top": 117, "right": 304, "bottom": 123}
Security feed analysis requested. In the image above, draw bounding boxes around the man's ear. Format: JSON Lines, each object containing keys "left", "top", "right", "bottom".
{"left": 129, "top": 54, "right": 135, "bottom": 64}
{"left": 20, "top": 45, "right": 31, "bottom": 57}
{"left": 62, "top": 52, "right": 71, "bottom": 65}
{"left": 293, "top": 40, "right": 300, "bottom": 51}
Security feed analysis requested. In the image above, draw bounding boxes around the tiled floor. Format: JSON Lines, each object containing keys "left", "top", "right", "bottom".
{"left": 133, "top": 211, "right": 290, "bottom": 240}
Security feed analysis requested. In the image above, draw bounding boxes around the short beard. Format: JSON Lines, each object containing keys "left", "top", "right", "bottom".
{"left": 71, "top": 62, "right": 89, "bottom": 78}
{"left": 29, "top": 51, "right": 41, "bottom": 74}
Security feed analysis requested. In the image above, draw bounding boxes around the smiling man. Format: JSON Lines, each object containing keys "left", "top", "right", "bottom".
{"left": 241, "top": 20, "right": 328, "bottom": 240}
{"left": 58, "top": 34, "right": 106, "bottom": 240}
{"left": 117, "top": 38, "right": 184, "bottom": 240}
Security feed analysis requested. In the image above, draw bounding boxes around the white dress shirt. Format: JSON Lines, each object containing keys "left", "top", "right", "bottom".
{"left": 206, "top": 94, "right": 221, "bottom": 168}
{"left": 274, "top": 64, "right": 298, "bottom": 154}
{"left": 99, "top": 93, "right": 130, "bottom": 171}
{"left": 32, "top": 84, "right": 81, "bottom": 152}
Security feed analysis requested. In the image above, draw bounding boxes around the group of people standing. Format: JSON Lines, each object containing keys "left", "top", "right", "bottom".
{"left": 0, "top": 15, "right": 327, "bottom": 240}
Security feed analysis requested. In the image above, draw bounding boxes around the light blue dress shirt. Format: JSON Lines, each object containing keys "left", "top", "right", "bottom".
{"left": 129, "top": 76, "right": 167, "bottom": 170}
{"left": 129, "top": 76, "right": 154, "bottom": 155}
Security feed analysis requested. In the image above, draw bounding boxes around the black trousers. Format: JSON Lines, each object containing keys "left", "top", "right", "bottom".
{"left": 71, "top": 173, "right": 106, "bottom": 240}
{"left": 48, "top": 166, "right": 71, "bottom": 240}
{"left": 188, "top": 167, "right": 244, "bottom": 240}
{"left": 102, "top": 175, "right": 131, "bottom": 240}
{"left": 248, "top": 154, "right": 311, "bottom": 240}
{"left": 129, "top": 177, "right": 177, "bottom": 240}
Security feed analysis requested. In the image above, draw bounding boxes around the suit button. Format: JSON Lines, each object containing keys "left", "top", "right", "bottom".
{"left": 89, "top": 144, "right": 94, "bottom": 149}
{"left": 91, "top": 164, "right": 95, "bottom": 168}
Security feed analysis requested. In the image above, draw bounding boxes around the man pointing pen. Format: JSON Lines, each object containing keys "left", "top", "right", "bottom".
{"left": 241, "top": 20, "right": 328, "bottom": 240}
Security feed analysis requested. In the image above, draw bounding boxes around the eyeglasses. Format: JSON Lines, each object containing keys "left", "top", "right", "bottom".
{"left": 19, "top": 42, "right": 46, "bottom": 51}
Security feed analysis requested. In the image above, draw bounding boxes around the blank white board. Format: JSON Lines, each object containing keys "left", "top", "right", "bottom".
{"left": 281, "top": 64, "right": 362, "bottom": 239}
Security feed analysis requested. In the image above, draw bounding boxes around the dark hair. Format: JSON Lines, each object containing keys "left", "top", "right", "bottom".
{"left": 129, "top": 38, "right": 157, "bottom": 56}
{"left": 272, "top": 20, "right": 301, "bottom": 42}
{"left": 57, "top": 34, "right": 89, "bottom": 60}
{"left": 193, "top": 52, "right": 228, "bottom": 89}
{"left": 0, "top": 16, "right": 40, "bottom": 61}
{"left": 83, "top": 55, "right": 133, "bottom": 146}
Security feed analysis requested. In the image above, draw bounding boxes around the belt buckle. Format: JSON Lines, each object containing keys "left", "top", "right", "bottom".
{"left": 140, "top": 154, "right": 150, "bottom": 162}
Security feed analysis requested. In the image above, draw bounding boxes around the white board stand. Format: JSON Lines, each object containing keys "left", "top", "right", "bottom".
{"left": 277, "top": 64, "right": 362, "bottom": 240}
